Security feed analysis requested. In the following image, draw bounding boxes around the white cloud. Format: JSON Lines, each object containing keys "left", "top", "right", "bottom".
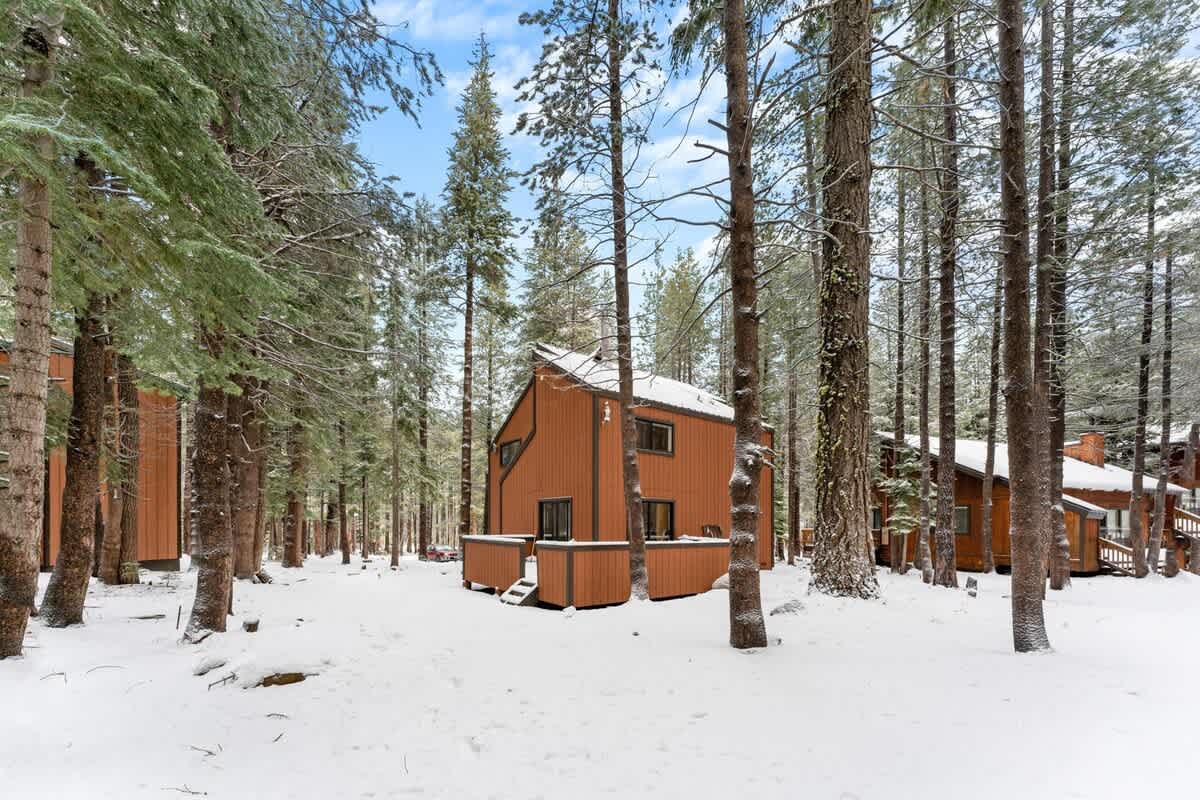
{"left": 376, "top": 0, "right": 522, "bottom": 43}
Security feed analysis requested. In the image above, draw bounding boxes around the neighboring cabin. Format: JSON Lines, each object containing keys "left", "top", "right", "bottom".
{"left": 468, "top": 344, "right": 773, "bottom": 608}
{"left": 875, "top": 432, "right": 1187, "bottom": 575}
{"left": 1, "top": 339, "right": 182, "bottom": 570}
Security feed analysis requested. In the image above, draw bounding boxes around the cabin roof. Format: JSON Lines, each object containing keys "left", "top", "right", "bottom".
{"left": 533, "top": 342, "right": 737, "bottom": 423}
{"left": 878, "top": 432, "right": 1187, "bottom": 512}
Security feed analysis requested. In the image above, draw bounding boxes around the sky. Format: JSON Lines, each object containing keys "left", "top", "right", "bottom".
{"left": 358, "top": 0, "right": 730, "bottom": 314}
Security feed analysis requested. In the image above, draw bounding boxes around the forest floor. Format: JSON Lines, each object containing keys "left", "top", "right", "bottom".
{"left": 3, "top": 555, "right": 1198, "bottom": 799}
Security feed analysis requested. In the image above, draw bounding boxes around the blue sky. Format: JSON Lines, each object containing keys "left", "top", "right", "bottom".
{"left": 359, "top": 0, "right": 728, "bottom": 307}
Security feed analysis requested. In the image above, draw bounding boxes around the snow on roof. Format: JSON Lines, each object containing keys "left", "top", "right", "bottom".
{"left": 533, "top": 343, "right": 735, "bottom": 421}
{"left": 879, "top": 432, "right": 1187, "bottom": 501}
{"left": 1146, "top": 422, "right": 1199, "bottom": 444}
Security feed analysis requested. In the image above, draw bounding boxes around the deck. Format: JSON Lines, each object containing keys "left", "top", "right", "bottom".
{"left": 462, "top": 536, "right": 734, "bottom": 608}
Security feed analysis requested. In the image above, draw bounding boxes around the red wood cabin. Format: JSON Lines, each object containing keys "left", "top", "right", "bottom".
{"left": 465, "top": 344, "right": 774, "bottom": 608}
{"left": 1, "top": 339, "right": 182, "bottom": 571}
{"left": 874, "top": 431, "right": 1188, "bottom": 576}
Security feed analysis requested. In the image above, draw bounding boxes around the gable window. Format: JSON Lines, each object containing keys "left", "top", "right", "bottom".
{"left": 955, "top": 506, "right": 971, "bottom": 535}
{"left": 539, "top": 499, "right": 571, "bottom": 541}
{"left": 643, "top": 500, "right": 675, "bottom": 541}
{"left": 636, "top": 418, "right": 674, "bottom": 455}
{"left": 499, "top": 439, "right": 521, "bottom": 468}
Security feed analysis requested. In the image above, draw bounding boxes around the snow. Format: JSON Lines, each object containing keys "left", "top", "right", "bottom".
{"left": 881, "top": 432, "right": 1188, "bottom": 499}
{"left": 534, "top": 342, "right": 736, "bottom": 421}
{"left": 5, "top": 557, "right": 1200, "bottom": 799}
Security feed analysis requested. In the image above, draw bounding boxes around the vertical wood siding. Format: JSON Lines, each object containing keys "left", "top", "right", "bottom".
{"left": 2, "top": 349, "right": 180, "bottom": 567}
{"left": 462, "top": 537, "right": 525, "bottom": 592}
{"left": 646, "top": 541, "right": 731, "bottom": 599}
{"left": 536, "top": 547, "right": 568, "bottom": 606}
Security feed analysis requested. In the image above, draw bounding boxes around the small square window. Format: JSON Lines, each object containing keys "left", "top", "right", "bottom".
{"left": 954, "top": 506, "right": 970, "bottom": 535}
{"left": 499, "top": 439, "right": 521, "bottom": 467}
{"left": 636, "top": 418, "right": 674, "bottom": 455}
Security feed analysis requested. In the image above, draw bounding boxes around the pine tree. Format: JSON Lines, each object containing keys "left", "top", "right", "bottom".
{"left": 444, "top": 35, "right": 514, "bottom": 542}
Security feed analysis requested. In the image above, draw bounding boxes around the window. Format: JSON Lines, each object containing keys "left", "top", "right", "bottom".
{"left": 636, "top": 418, "right": 674, "bottom": 455}
{"left": 539, "top": 499, "right": 571, "bottom": 541}
{"left": 870, "top": 506, "right": 883, "bottom": 531}
{"left": 1104, "top": 508, "right": 1131, "bottom": 542}
{"left": 643, "top": 500, "right": 675, "bottom": 541}
{"left": 955, "top": 506, "right": 971, "bottom": 535}
{"left": 499, "top": 439, "right": 521, "bottom": 467}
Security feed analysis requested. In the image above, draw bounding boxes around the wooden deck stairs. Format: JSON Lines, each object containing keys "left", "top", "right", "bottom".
{"left": 500, "top": 577, "right": 539, "bottom": 606}
{"left": 1174, "top": 508, "right": 1200, "bottom": 554}
{"left": 1098, "top": 537, "right": 1137, "bottom": 577}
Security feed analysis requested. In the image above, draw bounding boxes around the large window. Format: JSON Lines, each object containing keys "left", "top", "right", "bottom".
{"left": 955, "top": 506, "right": 971, "bottom": 535}
{"left": 499, "top": 439, "right": 521, "bottom": 467}
{"left": 870, "top": 506, "right": 883, "bottom": 531}
{"left": 643, "top": 500, "right": 675, "bottom": 541}
{"left": 1104, "top": 508, "right": 1131, "bottom": 542}
{"left": 636, "top": 418, "right": 674, "bottom": 455}
{"left": 539, "top": 499, "right": 571, "bottom": 541}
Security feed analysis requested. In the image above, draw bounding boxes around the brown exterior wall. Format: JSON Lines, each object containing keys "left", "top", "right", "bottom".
{"left": 875, "top": 443, "right": 1107, "bottom": 574}
{"left": 1, "top": 348, "right": 181, "bottom": 567}
{"left": 462, "top": 537, "right": 525, "bottom": 593}
{"left": 646, "top": 540, "right": 730, "bottom": 600}
{"left": 489, "top": 365, "right": 774, "bottom": 570}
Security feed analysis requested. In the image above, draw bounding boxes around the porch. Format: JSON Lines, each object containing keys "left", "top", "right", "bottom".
{"left": 461, "top": 535, "right": 733, "bottom": 609}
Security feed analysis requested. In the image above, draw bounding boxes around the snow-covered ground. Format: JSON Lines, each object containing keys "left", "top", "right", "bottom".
{"left": 3, "top": 556, "right": 1197, "bottom": 799}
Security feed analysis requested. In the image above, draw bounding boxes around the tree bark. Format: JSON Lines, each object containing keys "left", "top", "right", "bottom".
{"left": 1049, "top": 0, "right": 1074, "bottom": 591}
{"left": 42, "top": 292, "right": 107, "bottom": 626}
{"left": 185, "top": 328, "right": 233, "bottom": 642}
{"left": 722, "top": 0, "right": 768, "bottom": 648}
{"left": 1129, "top": 177, "right": 1155, "bottom": 577}
{"left": 116, "top": 354, "right": 140, "bottom": 584}
{"left": 361, "top": 471, "right": 369, "bottom": 560}
{"left": 98, "top": 338, "right": 122, "bottom": 583}
{"left": 916, "top": 140, "right": 934, "bottom": 584}
{"left": 1150, "top": 240, "right": 1174, "bottom": 576}
{"left": 998, "top": 0, "right": 1051, "bottom": 652}
{"left": 391, "top": 402, "right": 401, "bottom": 568}
{"left": 786, "top": 335, "right": 799, "bottom": 567}
{"left": 282, "top": 421, "right": 306, "bottom": 568}
{"left": 934, "top": 17, "right": 959, "bottom": 589}
{"left": 231, "top": 376, "right": 261, "bottom": 578}
{"left": 339, "top": 419, "right": 350, "bottom": 564}
{"left": 981, "top": 267, "right": 1002, "bottom": 574}
{"left": 812, "top": 0, "right": 878, "bottom": 599}
{"left": 0, "top": 20, "right": 58, "bottom": 657}
{"left": 1035, "top": 0, "right": 1070, "bottom": 590}
{"left": 252, "top": 425, "right": 267, "bottom": 572}
{"left": 607, "top": 0, "right": 649, "bottom": 599}
{"left": 891, "top": 169, "right": 907, "bottom": 574}
{"left": 459, "top": 254, "right": 474, "bottom": 544}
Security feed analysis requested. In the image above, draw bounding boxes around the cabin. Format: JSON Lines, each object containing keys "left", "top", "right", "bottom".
{"left": 463, "top": 343, "right": 773, "bottom": 608}
{"left": 1, "top": 339, "right": 182, "bottom": 571}
{"left": 874, "top": 432, "right": 1188, "bottom": 576}
{"left": 1145, "top": 422, "right": 1200, "bottom": 511}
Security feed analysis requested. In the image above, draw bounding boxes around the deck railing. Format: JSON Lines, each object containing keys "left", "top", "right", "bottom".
{"left": 1097, "top": 537, "right": 1136, "bottom": 575}
{"left": 462, "top": 536, "right": 527, "bottom": 593}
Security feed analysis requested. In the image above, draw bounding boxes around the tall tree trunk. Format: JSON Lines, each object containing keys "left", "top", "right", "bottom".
{"left": 998, "top": 0, "right": 1051, "bottom": 652}
{"left": 391, "top": 406, "right": 401, "bottom": 568}
{"left": 916, "top": 141, "right": 935, "bottom": 584}
{"left": 0, "top": 20, "right": 58, "bottom": 657}
{"left": 252, "top": 424, "right": 267, "bottom": 572}
{"left": 116, "top": 354, "right": 140, "bottom": 584}
{"left": 1129, "top": 177, "right": 1155, "bottom": 577}
{"left": 99, "top": 340, "right": 122, "bottom": 583}
{"left": 981, "top": 267, "right": 1002, "bottom": 574}
{"left": 231, "top": 376, "right": 261, "bottom": 579}
{"left": 185, "top": 329, "right": 233, "bottom": 642}
{"left": 1035, "top": 0, "right": 1070, "bottom": 590}
{"left": 282, "top": 421, "right": 305, "bottom": 568}
{"left": 42, "top": 293, "right": 106, "bottom": 626}
{"left": 892, "top": 171, "right": 908, "bottom": 574}
{"left": 786, "top": 335, "right": 799, "bottom": 567}
{"left": 325, "top": 494, "right": 338, "bottom": 558}
{"left": 721, "top": 0, "right": 768, "bottom": 648}
{"left": 361, "top": 472, "right": 369, "bottom": 560}
{"left": 1150, "top": 240, "right": 1174, "bottom": 576}
{"left": 812, "top": 0, "right": 878, "bottom": 599}
{"left": 339, "top": 419, "right": 350, "bottom": 564}
{"left": 1049, "top": 0, "right": 1074, "bottom": 590}
{"left": 459, "top": 256, "right": 474, "bottom": 543}
{"left": 607, "top": 0, "right": 649, "bottom": 599}
{"left": 934, "top": 17, "right": 959, "bottom": 589}
{"left": 418, "top": 322, "right": 431, "bottom": 560}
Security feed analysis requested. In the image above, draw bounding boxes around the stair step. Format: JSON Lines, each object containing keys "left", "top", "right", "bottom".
{"left": 500, "top": 577, "right": 539, "bottom": 606}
